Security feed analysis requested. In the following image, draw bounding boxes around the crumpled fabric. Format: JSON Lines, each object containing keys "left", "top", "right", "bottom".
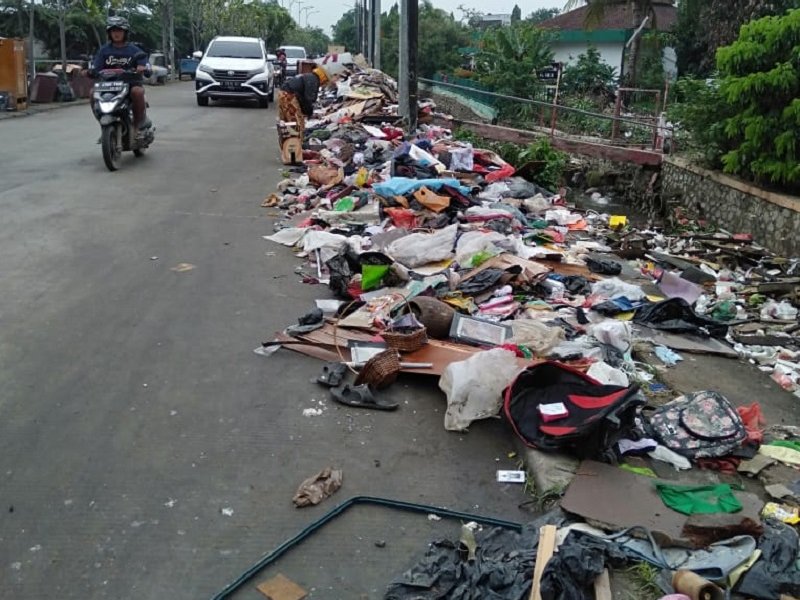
{"left": 373, "top": 177, "right": 470, "bottom": 198}
{"left": 292, "top": 467, "right": 343, "bottom": 507}
{"left": 736, "top": 520, "right": 800, "bottom": 599}
{"left": 634, "top": 298, "right": 729, "bottom": 338}
{"left": 458, "top": 268, "right": 507, "bottom": 296}
{"left": 540, "top": 531, "right": 628, "bottom": 600}
{"left": 385, "top": 511, "right": 568, "bottom": 600}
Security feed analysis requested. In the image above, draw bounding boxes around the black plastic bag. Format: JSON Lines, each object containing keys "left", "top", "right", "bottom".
{"left": 586, "top": 257, "right": 622, "bottom": 276}
{"left": 325, "top": 253, "right": 352, "bottom": 300}
{"left": 458, "top": 268, "right": 506, "bottom": 295}
{"left": 540, "top": 531, "right": 628, "bottom": 600}
{"left": 633, "top": 298, "right": 728, "bottom": 338}
{"left": 562, "top": 276, "right": 591, "bottom": 295}
{"left": 735, "top": 520, "right": 800, "bottom": 600}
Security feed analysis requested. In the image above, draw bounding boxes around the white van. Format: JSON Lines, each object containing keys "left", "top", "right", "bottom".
{"left": 277, "top": 45, "right": 307, "bottom": 77}
{"left": 194, "top": 36, "right": 275, "bottom": 107}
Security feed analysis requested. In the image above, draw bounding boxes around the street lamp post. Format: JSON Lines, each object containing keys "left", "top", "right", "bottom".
{"left": 302, "top": 8, "right": 319, "bottom": 27}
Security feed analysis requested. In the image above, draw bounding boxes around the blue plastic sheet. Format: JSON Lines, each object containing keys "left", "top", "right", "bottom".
{"left": 372, "top": 177, "right": 471, "bottom": 198}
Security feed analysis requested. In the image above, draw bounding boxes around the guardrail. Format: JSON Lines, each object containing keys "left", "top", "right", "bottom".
{"left": 420, "top": 77, "right": 673, "bottom": 152}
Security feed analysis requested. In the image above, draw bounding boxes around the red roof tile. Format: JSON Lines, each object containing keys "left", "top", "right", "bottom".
{"left": 539, "top": 2, "right": 677, "bottom": 32}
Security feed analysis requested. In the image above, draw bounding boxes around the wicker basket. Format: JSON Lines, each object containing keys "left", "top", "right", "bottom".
{"left": 354, "top": 350, "right": 401, "bottom": 389}
{"left": 382, "top": 326, "right": 428, "bottom": 353}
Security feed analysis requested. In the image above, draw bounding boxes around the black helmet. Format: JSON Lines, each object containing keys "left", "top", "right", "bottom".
{"left": 106, "top": 16, "right": 130, "bottom": 32}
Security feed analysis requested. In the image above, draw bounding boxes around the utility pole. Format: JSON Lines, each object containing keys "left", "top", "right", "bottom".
{"left": 28, "top": 0, "right": 35, "bottom": 81}
{"left": 366, "top": 0, "right": 372, "bottom": 63}
{"left": 168, "top": 0, "right": 175, "bottom": 78}
{"left": 398, "top": 0, "right": 417, "bottom": 131}
{"left": 372, "top": 0, "right": 380, "bottom": 70}
{"left": 361, "top": 0, "right": 368, "bottom": 57}
{"left": 58, "top": 0, "right": 66, "bottom": 76}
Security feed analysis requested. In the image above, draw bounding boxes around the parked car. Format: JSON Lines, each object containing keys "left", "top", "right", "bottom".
{"left": 179, "top": 56, "right": 199, "bottom": 80}
{"left": 276, "top": 45, "right": 307, "bottom": 77}
{"left": 144, "top": 52, "right": 169, "bottom": 85}
{"left": 194, "top": 36, "right": 275, "bottom": 107}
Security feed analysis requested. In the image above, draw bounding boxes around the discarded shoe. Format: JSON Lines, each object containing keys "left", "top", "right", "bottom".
{"left": 317, "top": 362, "right": 347, "bottom": 387}
{"left": 330, "top": 383, "right": 398, "bottom": 411}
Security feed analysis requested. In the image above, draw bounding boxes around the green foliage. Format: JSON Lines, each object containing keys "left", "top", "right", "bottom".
{"left": 474, "top": 23, "right": 554, "bottom": 99}
{"left": 558, "top": 96, "right": 613, "bottom": 138}
{"left": 332, "top": 8, "right": 358, "bottom": 52}
{"left": 511, "top": 4, "right": 521, "bottom": 23}
{"left": 380, "top": 1, "right": 469, "bottom": 79}
{"left": 715, "top": 9, "right": 800, "bottom": 187}
{"left": 517, "top": 138, "right": 567, "bottom": 190}
{"left": 561, "top": 46, "right": 616, "bottom": 100}
{"left": 282, "top": 26, "right": 331, "bottom": 55}
{"left": 526, "top": 7, "right": 560, "bottom": 25}
{"left": 666, "top": 77, "right": 729, "bottom": 166}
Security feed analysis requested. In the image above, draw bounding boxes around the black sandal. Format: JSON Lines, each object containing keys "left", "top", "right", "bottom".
{"left": 316, "top": 362, "right": 348, "bottom": 387}
{"left": 330, "top": 384, "right": 398, "bottom": 411}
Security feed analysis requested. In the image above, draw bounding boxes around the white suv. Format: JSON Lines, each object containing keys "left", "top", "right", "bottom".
{"left": 277, "top": 45, "right": 307, "bottom": 77}
{"left": 194, "top": 36, "right": 274, "bottom": 107}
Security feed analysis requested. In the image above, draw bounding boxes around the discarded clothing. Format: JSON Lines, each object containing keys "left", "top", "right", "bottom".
{"left": 292, "top": 467, "right": 343, "bottom": 507}
{"left": 633, "top": 298, "right": 728, "bottom": 338}
{"left": 735, "top": 520, "right": 800, "bottom": 600}
{"left": 372, "top": 177, "right": 470, "bottom": 198}
{"left": 760, "top": 443, "right": 800, "bottom": 466}
{"left": 540, "top": 530, "right": 627, "bottom": 600}
{"left": 655, "top": 483, "right": 742, "bottom": 516}
{"left": 586, "top": 257, "right": 622, "bottom": 275}
{"left": 385, "top": 512, "right": 567, "bottom": 600}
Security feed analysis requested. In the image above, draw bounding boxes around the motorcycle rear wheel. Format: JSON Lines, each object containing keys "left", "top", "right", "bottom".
{"left": 101, "top": 126, "right": 121, "bottom": 171}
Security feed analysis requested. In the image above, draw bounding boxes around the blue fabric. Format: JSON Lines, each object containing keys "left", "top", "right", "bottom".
{"left": 92, "top": 42, "right": 148, "bottom": 72}
{"left": 372, "top": 177, "right": 470, "bottom": 198}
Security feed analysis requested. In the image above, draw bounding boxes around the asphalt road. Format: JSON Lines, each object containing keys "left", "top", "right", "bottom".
{"left": 0, "top": 82, "right": 529, "bottom": 599}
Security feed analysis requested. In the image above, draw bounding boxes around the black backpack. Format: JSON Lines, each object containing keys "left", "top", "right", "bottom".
{"left": 503, "top": 361, "right": 644, "bottom": 462}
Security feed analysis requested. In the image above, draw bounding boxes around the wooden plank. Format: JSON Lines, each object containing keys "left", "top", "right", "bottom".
{"left": 257, "top": 573, "right": 307, "bottom": 600}
{"left": 594, "top": 569, "right": 612, "bottom": 600}
{"left": 530, "top": 524, "right": 558, "bottom": 600}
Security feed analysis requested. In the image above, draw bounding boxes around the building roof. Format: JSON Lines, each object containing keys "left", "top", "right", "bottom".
{"left": 539, "top": 2, "right": 677, "bottom": 32}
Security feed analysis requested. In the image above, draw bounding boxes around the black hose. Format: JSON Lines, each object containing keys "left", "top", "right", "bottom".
{"left": 210, "top": 494, "right": 522, "bottom": 600}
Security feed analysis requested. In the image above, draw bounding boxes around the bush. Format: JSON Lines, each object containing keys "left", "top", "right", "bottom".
{"left": 715, "top": 9, "right": 800, "bottom": 187}
{"left": 666, "top": 77, "right": 729, "bottom": 167}
{"left": 561, "top": 46, "right": 616, "bottom": 104}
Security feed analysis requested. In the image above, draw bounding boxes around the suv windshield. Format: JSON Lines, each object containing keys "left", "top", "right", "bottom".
{"left": 207, "top": 41, "right": 262, "bottom": 59}
{"left": 282, "top": 48, "right": 306, "bottom": 59}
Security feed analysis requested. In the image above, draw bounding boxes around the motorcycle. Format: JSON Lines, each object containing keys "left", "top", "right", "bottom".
{"left": 90, "top": 61, "right": 155, "bottom": 171}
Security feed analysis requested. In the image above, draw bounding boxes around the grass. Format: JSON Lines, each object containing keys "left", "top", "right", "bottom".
{"left": 622, "top": 562, "right": 663, "bottom": 600}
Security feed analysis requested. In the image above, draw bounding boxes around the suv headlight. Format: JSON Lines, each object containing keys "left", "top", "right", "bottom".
{"left": 198, "top": 64, "right": 213, "bottom": 74}
{"left": 248, "top": 69, "right": 269, "bottom": 81}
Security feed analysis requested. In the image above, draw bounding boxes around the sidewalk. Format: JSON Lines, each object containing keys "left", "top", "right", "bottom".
{"left": 0, "top": 97, "right": 89, "bottom": 121}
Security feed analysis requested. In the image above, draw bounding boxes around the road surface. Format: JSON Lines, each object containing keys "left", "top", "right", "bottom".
{"left": 0, "top": 82, "right": 528, "bottom": 599}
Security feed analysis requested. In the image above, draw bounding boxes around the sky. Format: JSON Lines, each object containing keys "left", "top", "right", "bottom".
{"left": 297, "top": 0, "right": 568, "bottom": 37}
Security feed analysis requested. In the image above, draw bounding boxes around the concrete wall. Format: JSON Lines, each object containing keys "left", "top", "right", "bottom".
{"left": 662, "top": 157, "right": 800, "bottom": 256}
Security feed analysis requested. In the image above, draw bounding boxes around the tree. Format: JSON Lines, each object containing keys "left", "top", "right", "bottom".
{"left": 561, "top": 45, "right": 616, "bottom": 102}
{"left": 511, "top": 4, "right": 521, "bottom": 23}
{"left": 282, "top": 26, "right": 331, "bottom": 55}
{"left": 674, "top": 0, "right": 798, "bottom": 77}
{"left": 456, "top": 4, "right": 484, "bottom": 28}
{"left": 526, "top": 7, "right": 560, "bottom": 25}
{"left": 716, "top": 9, "right": 800, "bottom": 187}
{"left": 332, "top": 8, "right": 358, "bottom": 52}
{"left": 564, "top": 0, "right": 656, "bottom": 85}
{"left": 474, "top": 22, "right": 554, "bottom": 98}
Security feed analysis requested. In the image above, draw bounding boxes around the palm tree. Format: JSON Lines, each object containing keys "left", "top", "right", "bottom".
{"left": 564, "top": 0, "right": 659, "bottom": 86}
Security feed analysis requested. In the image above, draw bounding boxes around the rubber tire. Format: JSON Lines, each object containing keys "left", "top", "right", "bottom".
{"left": 101, "top": 126, "right": 121, "bottom": 171}
{"left": 197, "top": 95, "right": 209, "bottom": 106}
{"left": 133, "top": 148, "right": 145, "bottom": 157}
{"left": 268, "top": 88, "right": 274, "bottom": 102}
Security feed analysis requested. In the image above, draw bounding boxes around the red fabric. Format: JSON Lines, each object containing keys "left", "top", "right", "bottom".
{"left": 485, "top": 164, "right": 516, "bottom": 182}
{"left": 500, "top": 344, "right": 527, "bottom": 358}
{"left": 385, "top": 207, "right": 418, "bottom": 229}
{"left": 539, "top": 424, "right": 577, "bottom": 436}
{"left": 696, "top": 457, "right": 741, "bottom": 474}
{"left": 737, "top": 403, "right": 766, "bottom": 445}
{"left": 568, "top": 388, "right": 630, "bottom": 410}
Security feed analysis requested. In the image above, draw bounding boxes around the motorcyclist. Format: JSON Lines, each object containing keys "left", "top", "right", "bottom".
{"left": 89, "top": 16, "right": 152, "bottom": 137}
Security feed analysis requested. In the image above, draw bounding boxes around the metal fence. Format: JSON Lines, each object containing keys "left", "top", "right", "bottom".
{"left": 422, "top": 76, "right": 673, "bottom": 151}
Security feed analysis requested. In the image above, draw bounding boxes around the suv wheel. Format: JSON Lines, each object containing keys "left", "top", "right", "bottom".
{"left": 258, "top": 96, "right": 269, "bottom": 109}
{"left": 197, "top": 95, "right": 209, "bottom": 106}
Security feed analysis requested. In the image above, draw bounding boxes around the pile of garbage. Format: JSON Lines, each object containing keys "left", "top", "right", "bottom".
{"left": 258, "top": 65, "right": 800, "bottom": 600}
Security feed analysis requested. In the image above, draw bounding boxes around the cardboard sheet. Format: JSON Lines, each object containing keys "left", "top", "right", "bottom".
{"left": 638, "top": 326, "right": 738, "bottom": 358}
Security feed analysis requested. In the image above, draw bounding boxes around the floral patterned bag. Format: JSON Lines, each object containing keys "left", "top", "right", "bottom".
{"left": 645, "top": 391, "right": 747, "bottom": 459}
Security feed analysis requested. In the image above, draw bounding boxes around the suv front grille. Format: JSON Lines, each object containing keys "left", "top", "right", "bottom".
{"left": 212, "top": 69, "right": 250, "bottom": 82}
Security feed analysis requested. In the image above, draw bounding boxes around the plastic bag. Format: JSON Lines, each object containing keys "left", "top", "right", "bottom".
{"left": 509, "top": 319, "right": 565, "bottom": 355}
{"left": 587, "top": 360, "right": 629, "bottom": 386}
{"left": 386, "top": 224, "right": 458, "bottom": 268}
{"left": 439, "top": 348, "right": 522, "bottom": 431}
{"left": 591, "top": 278, "right": 646, "bottom": 301}
{"left": 449, "top": 143, "right": 474, "bottom": 171}
{"left": 590, "top": 321, "right": 632, "bottom": 353}
{"left": 455, "top": 231, "right": 506, "bottom": 265}
{"left": 737, "top": 403, "right": 765, "bottom": 445}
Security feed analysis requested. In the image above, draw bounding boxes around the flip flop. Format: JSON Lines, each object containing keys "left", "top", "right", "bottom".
{"left": 330, "top": 384, "right": 398, "bottom": 411}
{"left": 317, "top": 362, "right": 348, "bottom": 387}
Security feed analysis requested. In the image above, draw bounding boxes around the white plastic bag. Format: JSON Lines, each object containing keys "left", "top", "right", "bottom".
{"left": 455, "top": 231, "right": 506, "bottom": 265}
{"left": 587, "top": 361, "right": 629, "bottom": 386}
{"left": 590, "top": 320, "right": 632, "bottom": 353}
{"left": 509, "top": 319, "right": 565, "bottom": 355}
{"left": 450, "top": 143, "right": 474, "bottom": 171}
{"left": 439, "top": 349, "right": 522, "bottom": 432}
{"left": 386, "top": 224, "right": 458, "bottom": 268}
{"left": 591, "top": 277, "right": 646, "bottom": 300}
